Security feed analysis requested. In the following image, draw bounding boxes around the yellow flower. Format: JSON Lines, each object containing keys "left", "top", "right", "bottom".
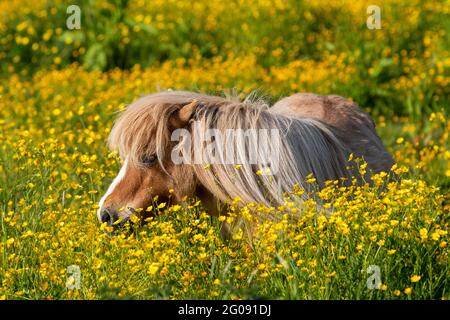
{"left": 326, "top": 271, "right": 337, "bottom": 278}
{"left": 431, "top": 231, "right": 440, "bottom": 241}
{"left": 419, "top": 228, "right": 428, "bottom": 241}
{"left": 157, "top": 202, "right": 166, "bottom": 209}
{"left": 394, "top": 290, "right": 401, "bottom": 296}
{"left": 147, "top": 263, "right": 160, "bottom": 276}
{"left": 113, "top": 217, "right": 123, "bottom": 225}
{"left": 6, "top": 238, "right": 15, "bottom": 247}
{"left": 130, "top": 214, "right": 140, "bottom": 223}
{"left": 306, "top": 177, "right": 316, "bottom": 183}
{"left": 257, "top": 263, "right": 266, "bottom": 271}
{"left": 404, "top": 287, "right": 413, "bottom": 295}
{"left": 410, "top": 275, "right": 421, "bottom": 283}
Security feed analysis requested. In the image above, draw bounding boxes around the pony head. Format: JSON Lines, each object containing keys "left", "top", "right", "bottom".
{"left": 97, "top": 91, "right": 225, "bottom": 227}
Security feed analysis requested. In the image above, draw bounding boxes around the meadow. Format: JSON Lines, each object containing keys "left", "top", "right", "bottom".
{"left": 0, "top": 0, "right": 449, "bottom": 299}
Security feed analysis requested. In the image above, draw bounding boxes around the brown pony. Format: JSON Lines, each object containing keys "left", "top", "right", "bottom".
{"left": 97, "top": 91, "right": 394, "bottom": 228}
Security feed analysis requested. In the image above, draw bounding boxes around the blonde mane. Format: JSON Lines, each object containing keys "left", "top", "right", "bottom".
{"left": 108, "top": 91, "right": 353, "bottom": 207}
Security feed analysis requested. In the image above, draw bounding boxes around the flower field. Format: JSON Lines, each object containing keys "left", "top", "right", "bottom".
{"left": 0, "top": 0, "right": 449, "bottom": 299}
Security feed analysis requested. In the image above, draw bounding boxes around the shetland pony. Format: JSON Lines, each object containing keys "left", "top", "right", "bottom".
{"left": 97, "top": 91, "right": 394, "bottom": 227}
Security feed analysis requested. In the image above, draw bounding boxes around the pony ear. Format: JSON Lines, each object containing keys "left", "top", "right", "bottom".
{"left": 170, "top": 100, "right": 198, "bottom": 128}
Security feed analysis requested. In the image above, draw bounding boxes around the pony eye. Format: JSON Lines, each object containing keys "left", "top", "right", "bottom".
{"left": 141, "top": 154, "right": 157, "bottom": 166}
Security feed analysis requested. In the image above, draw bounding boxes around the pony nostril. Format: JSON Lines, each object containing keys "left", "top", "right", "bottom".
{"left": 100, "top": 209, "right": 111, "bottom": 224}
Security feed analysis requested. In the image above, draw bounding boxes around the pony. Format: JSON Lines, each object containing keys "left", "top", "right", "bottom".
{"left": 97, "top": 91, "right": 394, "bottom": 228}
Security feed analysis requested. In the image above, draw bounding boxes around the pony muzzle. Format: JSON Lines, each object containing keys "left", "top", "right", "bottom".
{"left": 99, "top": 208, "right": 119, "bottom": 226}
{"left": 99, "top": 207, "right": 135, "bottom": 228}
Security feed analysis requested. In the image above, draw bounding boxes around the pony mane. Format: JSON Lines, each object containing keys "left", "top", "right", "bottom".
{"left": 190, "top": 101, "right": 353, "bottom": 206}
{"left": 108, "top": 90, "right": 353, "bottom": 207}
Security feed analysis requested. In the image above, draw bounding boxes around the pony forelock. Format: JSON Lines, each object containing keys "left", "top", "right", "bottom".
{"left": 108, "top": 91, "right": 228, "bottom": 166}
